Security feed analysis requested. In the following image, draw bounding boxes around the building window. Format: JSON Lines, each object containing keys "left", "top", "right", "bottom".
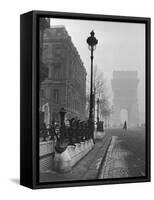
{"left": 40, "top": 89, "right": 44, "bottom": 98}
{"left": 53, "top": 62, "right": 61, "bottom": 69}
{"left": 55, "top": 48, "right": 61, "bottom": 56}
{"left": 53, "top": 89, "right": 59, "bottom": 104}
{"left": 53, "top": 62, "right": 62, "bottom": 80}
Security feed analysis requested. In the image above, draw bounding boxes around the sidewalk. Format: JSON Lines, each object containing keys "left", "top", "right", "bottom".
{"left": 40, "top": 133, "right": 112, "bottom": 182}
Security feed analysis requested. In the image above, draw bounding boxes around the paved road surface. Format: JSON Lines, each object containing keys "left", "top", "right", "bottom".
{"left": 99, "top": 127, "right": 145, "bottom": 179}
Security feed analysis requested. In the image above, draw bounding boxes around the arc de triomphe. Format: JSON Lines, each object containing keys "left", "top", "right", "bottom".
{"left": 111, "top": 71, "right": 139, "bottom": 127}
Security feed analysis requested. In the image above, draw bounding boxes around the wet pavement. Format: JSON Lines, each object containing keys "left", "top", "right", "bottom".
{"left": 99, "top": 127, "right": 145, "bottom": 179}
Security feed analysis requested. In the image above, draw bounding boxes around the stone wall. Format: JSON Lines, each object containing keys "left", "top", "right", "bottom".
{"left": 39, "top": 140, "right": 55, "bottom": 172}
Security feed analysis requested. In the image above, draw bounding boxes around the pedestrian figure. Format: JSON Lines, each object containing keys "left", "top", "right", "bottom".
{"left": 123, "top": 121, "right": 127, "bottom": 130}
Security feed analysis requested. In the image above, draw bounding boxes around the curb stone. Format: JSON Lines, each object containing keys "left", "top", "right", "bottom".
{"left": 82, "top": 135, "right": 112, "bottom": 180}
{"left": 96, "top": 136, "right": 112, "bottom": 179}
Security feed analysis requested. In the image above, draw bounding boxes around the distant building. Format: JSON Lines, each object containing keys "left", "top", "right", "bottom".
{"left": 40, "top": 26, "right": 87, "bottom": 125}
{"left": 111, "top": 71, "right": 139, "bottom": 127}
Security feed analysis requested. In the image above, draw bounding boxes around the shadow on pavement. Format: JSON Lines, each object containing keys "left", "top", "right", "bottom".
{"left": 9, "top": 178, "right": 20, "bottom": 185}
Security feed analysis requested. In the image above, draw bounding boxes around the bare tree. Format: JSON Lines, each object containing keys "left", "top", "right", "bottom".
{"left": 99, "top": 95, "right": 112, "bottom": 128}
{"left": 85, "top": 65, "right": 111, "bottom": 121}
{"left": 93, "top": 65, "right": 106, "bottom": 98}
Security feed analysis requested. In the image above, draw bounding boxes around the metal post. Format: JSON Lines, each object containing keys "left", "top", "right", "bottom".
{"left": 89, "top": 47, "right": 94, "bottom": 121}
{"left": 97, "top": 98, "right": 100, "bottom": 131}
{"left": 87, "top": 31, "right": 98, "bottom": 142}
{"left": 59, "top": 107, "right": 66, "bottom": 144}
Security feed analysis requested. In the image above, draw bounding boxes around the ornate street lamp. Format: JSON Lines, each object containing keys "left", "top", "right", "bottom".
{"left": 87, "top": 30, "right": 98, "bottom": 122}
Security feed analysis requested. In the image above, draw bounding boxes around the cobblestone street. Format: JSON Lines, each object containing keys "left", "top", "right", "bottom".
{"left": 99, "top": 136, "right": 129, "bottom": 178}
{"left": 99, "top": 127, "right": 145, "bottom": 179}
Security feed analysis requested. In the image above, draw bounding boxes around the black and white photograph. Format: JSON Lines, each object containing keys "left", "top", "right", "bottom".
{"left": 38, "top": 16, "right": 149, "bottom": 184}
{"left": 1, "top": 0, "right": 154, "bottom": 196}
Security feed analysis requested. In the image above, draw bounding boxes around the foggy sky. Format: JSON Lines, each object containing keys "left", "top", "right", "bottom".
{"left": 49, "top": 18, "right": 145, "bottom": 123}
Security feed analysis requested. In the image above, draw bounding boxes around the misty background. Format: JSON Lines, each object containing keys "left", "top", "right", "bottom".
{"left": 49, "top": 18, "right": 145, "bottom": 124}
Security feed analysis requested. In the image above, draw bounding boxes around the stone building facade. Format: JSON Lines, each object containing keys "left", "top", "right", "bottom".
{"left": 40, "top": 25, "right": 87, "bottom": 125}
{"left": 39, "top": 18, "right": 50, "bottom": 83}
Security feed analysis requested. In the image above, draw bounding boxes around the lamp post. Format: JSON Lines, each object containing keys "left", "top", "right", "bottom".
{"left": 87, "top": 30, "right": 98, "bottom": 122}
{"left": 97, "top": 98, "right": 100, "bottom": 130}
{"left": 59, "top": 107, "right": 66, "bottom": 126}
{"left": 59, "top": 107, "right": 66, "bottom": 143}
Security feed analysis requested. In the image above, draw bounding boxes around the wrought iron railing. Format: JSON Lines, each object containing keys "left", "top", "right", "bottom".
{"left": 39, "top": 119, "right": 94, "bottom": 146}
